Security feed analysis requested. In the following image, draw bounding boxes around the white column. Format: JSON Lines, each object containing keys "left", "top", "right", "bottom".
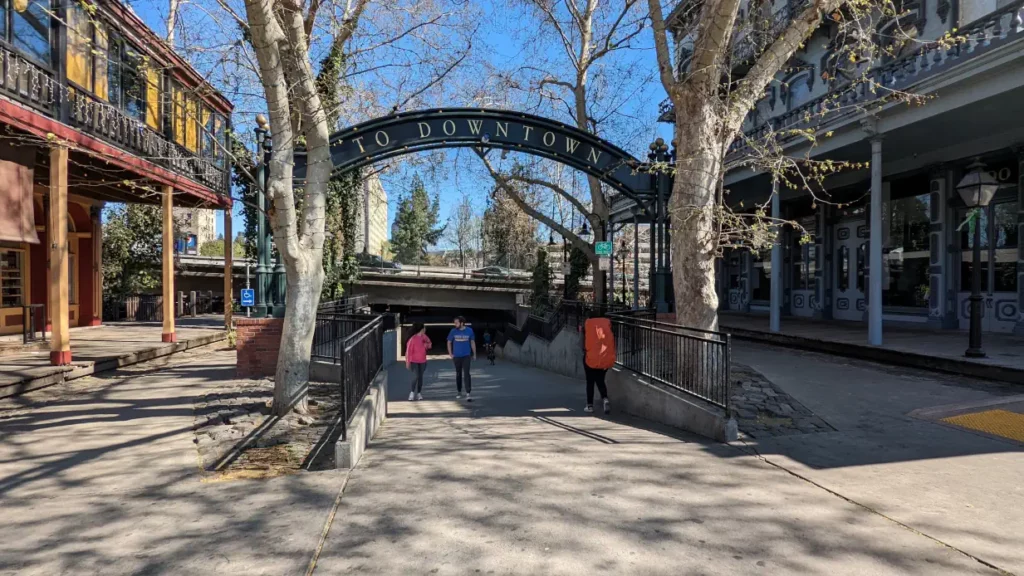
{"left": 868, "top": 136, "right": 884, "bottom": 346}
{"left": 770, "top": 179, "right": 782, "bottom": 333}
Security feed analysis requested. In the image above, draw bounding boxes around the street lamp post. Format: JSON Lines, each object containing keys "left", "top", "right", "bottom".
{"left": 956, "top": 159, "right": 999, "bottom": 358}
{"left": 253, "top": 115, "right": 269, "bottom": 318}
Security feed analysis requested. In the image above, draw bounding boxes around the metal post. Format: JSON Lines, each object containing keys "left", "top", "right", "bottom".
{"left": 868, "top": 136, "right": 884, "bottom": 346}
{"left": 966, "top": 213, "right": 986, "bottom": 357}
{"left": 245, "top": 262, "right": 251, "bottom": 318}
{"left": 608, "top": 223, "right": 615, "bottom": 305}
{"left": 769, "top": 178, "right": 782, "bottom": 333}
{"left": 633, "top": 213, "right": 640, "bottom": 309}
{"left": 254, "top": 120, "right": 269, "bottom": 318}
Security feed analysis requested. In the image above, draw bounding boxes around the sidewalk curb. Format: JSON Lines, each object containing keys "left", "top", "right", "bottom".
{"left": 724, "top": 326, "right": 1024, "bottom": 385}
{"left": 0, "top": 331, "right": 228, "bottom": 399}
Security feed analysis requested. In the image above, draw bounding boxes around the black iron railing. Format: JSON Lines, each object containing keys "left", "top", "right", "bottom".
{"left": 311, "top": 311, "right": 377, "bottom": 362}
{"left": 103, "top": 295, "right": 161, "bottom": 322}
{"left": 318, "top": 294, "right": 368, "bottom": 315}
{"left": 611, "top": 317, "right": 731, "bottom": 410}
{"left": 22, "top": 304, "right": 45, "bottom": 344}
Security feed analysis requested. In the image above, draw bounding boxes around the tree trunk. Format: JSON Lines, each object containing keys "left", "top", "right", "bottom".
{"left": 670, "top": 93, "right": 723, "bottom": 332}
{"left": 274, "top": 251, "right": 324, "bottom": 414}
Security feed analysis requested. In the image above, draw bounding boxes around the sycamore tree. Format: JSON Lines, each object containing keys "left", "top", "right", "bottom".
{"left": 475, "top": 0, "right": 651, "bottom": 303}
{"left": 647, "top": 0, "right": 936, "bottom": 330}
{"left": 167, "top": 0, "right": 476, "bottom": 415}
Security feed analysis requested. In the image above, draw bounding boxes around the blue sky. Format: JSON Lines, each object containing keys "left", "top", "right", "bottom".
{"left": 126, "top": 0, "right": 672, "bottom": 246}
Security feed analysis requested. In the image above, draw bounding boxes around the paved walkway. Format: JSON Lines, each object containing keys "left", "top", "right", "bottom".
{"left": 733, "top": 343, "right": 1024, "bottom": 574}
{"left": 0, "top": 347, "right": 344, "bottom": 575}
{"left": 313, "top": 358, "right": 1009, "bottom": 575}
{"left": 0, "top": 318, "right": 226, "bottom": 398}
{"left": 720, "top": 313, "right": 1024, "bottom": 380}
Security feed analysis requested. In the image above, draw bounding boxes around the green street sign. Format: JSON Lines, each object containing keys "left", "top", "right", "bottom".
{"left": 595, "top": 241, "right": 613, "bottom": 256}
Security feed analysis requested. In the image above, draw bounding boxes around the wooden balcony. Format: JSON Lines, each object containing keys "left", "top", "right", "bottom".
{"left": 0, "top": 42, "right": 228, "bottom": 197}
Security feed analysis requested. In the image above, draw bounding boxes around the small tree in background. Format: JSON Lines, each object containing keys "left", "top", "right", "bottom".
{"left": 564, "top": 245, "right": 591, "bottom": 301}
{"left": 103, "top": 204, "right": 175, "bottom": 297}
{"left": 531, "top": 248, "right": 554, "bottom": 311}
{"left": 391, "top": 175, "right": 446, "bottom": 264}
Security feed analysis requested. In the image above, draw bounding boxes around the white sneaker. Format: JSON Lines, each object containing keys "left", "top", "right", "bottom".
{"left": 408, "top": 392, "right": 416, "bottom": 401}
{"left": 584, "top": 405, "right": 594, "bottom": 413}
{"left": 456, "top": 393, "right": 462, "bottom": 399}
{"left": 416, "top": 393, "right": 424, "bottom": 401}
{"left": 466, "top": 393, "right": 473, "bottom": 402}
{"left": 603, "top": 398, "right": 611, "bottom": 414}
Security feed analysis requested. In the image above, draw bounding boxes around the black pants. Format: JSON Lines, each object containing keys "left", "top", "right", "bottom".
{"left": 453, "top": 356, "right": 472, "bottom": 393}
{"left": 584, "top": 365, "right": 609, "bottom": 405}
{"left": 410, "top": 362, "right": 426, "bottom": 393}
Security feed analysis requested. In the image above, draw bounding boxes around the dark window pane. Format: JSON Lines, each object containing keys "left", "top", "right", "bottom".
{"left": 0, "top": 2, "right": 8, "bottom": 43}
{"left": 959, "top": 208, "right": 990, "bottom": 292}
{"left": 884, "top": 194, "right": 931, "bottom": 307}
{"left": 856, "top": 243, "right": 866, "bottom": 292}
{"left": 993, "top": 201, "right": 1018, "bottom": 293}
{"left": 752, "top": 250, "right": 770, "bottom": 301}
{"left": 12, "top": 0, "right": 51, "bottom": 65}
{"left": 122, "top": 45, "right": 145, "bottom": 121}
{"left": 108, "top": 35, "right": 122, "bottom": 109}
{"left": 838, "top": 245, "right": 849, "bottom": 291}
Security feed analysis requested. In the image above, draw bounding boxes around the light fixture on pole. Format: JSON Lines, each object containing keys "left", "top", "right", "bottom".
{"left": 956, "top": 159, "right": 998, "bottom": 358}
{"left": 579, "top": 221, "right": 592, "bottom": 244}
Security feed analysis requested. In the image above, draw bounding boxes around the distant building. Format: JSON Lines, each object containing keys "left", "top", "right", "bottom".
{"left": 174, "top": 207, "right": 217, "bottom": 250}
{"left": 355, "top": 171, "right": 388, "bottom": 256}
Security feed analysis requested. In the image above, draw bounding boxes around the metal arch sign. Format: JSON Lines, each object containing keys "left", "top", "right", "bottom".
{"left": 293, "top": 108, "right": 656, "bottom": 200}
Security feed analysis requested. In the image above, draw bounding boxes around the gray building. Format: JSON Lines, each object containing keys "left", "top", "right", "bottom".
{"left": 661, "top": 0, "right": 1024, "bottom": 337}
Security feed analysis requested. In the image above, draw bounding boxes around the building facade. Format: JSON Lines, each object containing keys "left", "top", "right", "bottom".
{"left": 355, "top": 171, "right": 388, "bottom": 256}
{"left": 660, "top": 0, "right": 1024, "bottom": 337}
{"left": 174, "top": 206, "right": 217, "bottom": 250}
{"left": 0, "top": 0, "right": 232, "bottom": 359}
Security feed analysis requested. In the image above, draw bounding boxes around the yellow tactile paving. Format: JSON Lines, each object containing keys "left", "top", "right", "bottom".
{"left": 941, "top": 409, "right": 1024, "bottom": 443}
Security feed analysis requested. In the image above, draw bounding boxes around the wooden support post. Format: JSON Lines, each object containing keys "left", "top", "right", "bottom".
{"left": 90, "top": 205, "right": 103, "bottom": 325}
{"left": 162, "top": 185, "right": 176, "bottom": 342}
{"left": 49, "top": 147, "right": 71, "bottom": 365}
{"left": 223, "top": 207, "right": 233, "bottom": 329}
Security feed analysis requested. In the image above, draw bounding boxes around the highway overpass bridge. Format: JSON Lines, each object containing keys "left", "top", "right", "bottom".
{"left": 358, "top": 270, "right": 530, "bottom": 311}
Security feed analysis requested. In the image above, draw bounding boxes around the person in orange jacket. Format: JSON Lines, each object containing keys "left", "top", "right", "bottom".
{"left": 581, "top": 311, "right": 615, "bottom": 414}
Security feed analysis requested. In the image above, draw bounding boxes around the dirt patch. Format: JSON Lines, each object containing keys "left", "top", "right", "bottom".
{"left": 193, "top": 378, "right": 342, "bottom": 481}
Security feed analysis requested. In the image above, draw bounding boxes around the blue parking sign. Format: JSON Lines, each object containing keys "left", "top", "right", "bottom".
{"left": 241, "top": 289, "right": 255, "bottom": 307}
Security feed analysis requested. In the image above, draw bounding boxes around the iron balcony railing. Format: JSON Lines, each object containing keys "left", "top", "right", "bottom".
{"left": 0, "top": 44, "right": 228, "bottom": 193}
{"left": 611, "top": 317, "right": 731, "bottom": 410}
{"left": 727, "top": 0, "right": 1024, "bottom": 153}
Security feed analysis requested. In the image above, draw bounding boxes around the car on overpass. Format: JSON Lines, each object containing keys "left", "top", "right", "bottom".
{"left": 471, "top": 266, "right": 530, "bottom": 279}
{"left": 355, "top": 253, "right": 402, "bottom": 274}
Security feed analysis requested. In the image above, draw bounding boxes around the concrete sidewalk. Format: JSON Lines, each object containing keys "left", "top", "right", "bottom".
{"left": 720, "top": 312, "right": 1024, "bottom": 384}
{"left": 0, "top": 347, "right": 344, "bottom": 575}
{"left": 734, "top": 342, "right": 1024, "bottom": 574}
{"left": 0, "top": 318, "right": 226, "bottom": 398}
{"left": 313, "top": 359, "right": 1005, "bottom": 575}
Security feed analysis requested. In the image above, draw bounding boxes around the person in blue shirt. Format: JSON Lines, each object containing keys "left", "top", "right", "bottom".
{"left": 447, "top": 316, "right": 476, "bottom": 401}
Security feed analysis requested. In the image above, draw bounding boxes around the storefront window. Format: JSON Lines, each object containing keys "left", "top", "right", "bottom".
{"left": 993, "top": 201, "right": 1018, "bottom": 293}
{"left": 838, "top": 245, "right": 849, "bottom": 290}
{"left": 1, "top": 247, "right": 24, "bottom": 308}
{"left": 752, "top": 249, "right": 771, "bottom": 302}
{"left": 790, "top": 218, "right": 817, "bottom": 290}
{"left": 883, "top": 193, "right": 931, "bottom": 307}
{"left": 11, "top": 0, "right": 50, "bottom": 66}
{"left": 960, "top": 208, "right": 990, "bottom": 292}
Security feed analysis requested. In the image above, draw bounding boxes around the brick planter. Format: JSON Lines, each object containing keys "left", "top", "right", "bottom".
{"left": 235, "top": 317, "right": 283, "bottom": 379}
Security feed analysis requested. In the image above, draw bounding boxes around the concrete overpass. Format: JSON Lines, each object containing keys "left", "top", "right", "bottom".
{"left": 358, "top": 272, "right": 530, "bottom": 311}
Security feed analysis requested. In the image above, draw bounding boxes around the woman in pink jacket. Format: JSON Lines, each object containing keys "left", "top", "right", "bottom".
{"left": 406, "top": 323, "right": 432, "bottom": 401}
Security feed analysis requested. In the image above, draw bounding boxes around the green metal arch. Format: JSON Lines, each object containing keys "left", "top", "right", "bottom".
{"left": 293, "top": 108, "right": 656, "bottom": 201}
